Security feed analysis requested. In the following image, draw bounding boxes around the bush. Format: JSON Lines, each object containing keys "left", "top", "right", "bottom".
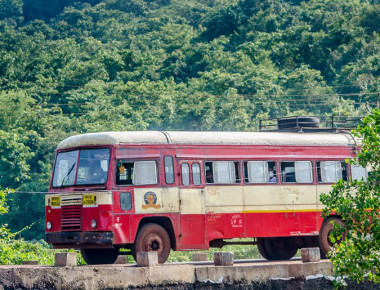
{"left": 0, "top": 188, "right": 85, "bottom": 265}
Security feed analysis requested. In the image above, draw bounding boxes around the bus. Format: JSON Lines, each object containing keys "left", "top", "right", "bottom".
{"left": 45, "top": 129, "right": 367, "bottom": 264}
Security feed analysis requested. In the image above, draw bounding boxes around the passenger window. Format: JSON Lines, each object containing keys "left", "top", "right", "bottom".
{"left": 164, "top": 156, "right": 175, "bottom": 184}
{"left": 205, "top": 162, "right": 214, "bottom": 183}
{"left": 281, "top": 161, "right": 312, "bottom": 183}
{"left": 351, "top": 164, "right": 367, "bottom": 181}
{"left": 247, "top": 161, "right": 267, "bottom": 183}
{"left": 281, "top": 162, "right": 296, "bottom": 183}
{"left": 181, "top": 163, "right": 190, "bottom": 186}
{"left": 116, "top": 162, "right": 134, "bottom": 185}
{"left": 295, "top": 161, "right": 313, "bottom": 183}
{"left": 317, "top": 161, "right": 347, "bottom": 183}
{"left": 120, "top": 192, "right": 132, "bottom": 211}
{"left": 192, "top": 163, "right": 201, "bottom": 185}
{"left": 245, "top": 161, "right": 277, "bottom": 183}
{"left": 205, "top": 161, "right": 238, "bottom": 184}
{"left": 116, "top": 160, "right": 158, "bottom": 185}
{"left": 134, "top": 161, "right": 158, "bottom": 185}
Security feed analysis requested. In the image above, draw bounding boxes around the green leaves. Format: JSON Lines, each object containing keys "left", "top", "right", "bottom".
{"left": 321, "top": 108, "right": 380, "bottom": 286}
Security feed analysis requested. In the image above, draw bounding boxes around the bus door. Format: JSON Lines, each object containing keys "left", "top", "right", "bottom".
{"left": 178, "top": 160, "right": 206, "bottom": 249}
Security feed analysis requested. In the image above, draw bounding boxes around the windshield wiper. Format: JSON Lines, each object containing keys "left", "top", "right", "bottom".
{"left": 61, "top": 162, "right": 76, "bottom": 187}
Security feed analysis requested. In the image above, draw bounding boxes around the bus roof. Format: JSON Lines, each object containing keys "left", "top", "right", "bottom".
{"left": 57, "top": 131, "right": 357, "bottom": 149}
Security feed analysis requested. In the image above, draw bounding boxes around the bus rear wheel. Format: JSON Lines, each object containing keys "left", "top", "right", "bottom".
{"left": 132, "top": 223, "right": 171, "bottom": 264}
{"left": 80, "top": 248, "right": 119, "bottom": 265}
{"left": 319, "top": 217, "right": 346, "bottom": 257}
{"left": 257, "top": 237, "right": 298, "bottom": 260}
{"left": 257, "top": 238, "right": 272, "bottom": 260}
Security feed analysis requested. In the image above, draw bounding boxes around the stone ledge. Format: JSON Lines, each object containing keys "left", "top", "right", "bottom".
{"left": 0, "top": 260, "right": 333, "bottom": 289}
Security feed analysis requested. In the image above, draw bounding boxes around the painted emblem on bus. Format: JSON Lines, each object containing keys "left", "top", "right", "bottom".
{"left": 142, "top": 191, "right": 161, "bottom": 209}
{"left": 231, "top": 214, "right": 243, "bottom": 228}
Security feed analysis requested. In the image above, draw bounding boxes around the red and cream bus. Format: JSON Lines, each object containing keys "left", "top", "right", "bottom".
{"left": 45, "top": 130, "right": 367, "bottom": 264}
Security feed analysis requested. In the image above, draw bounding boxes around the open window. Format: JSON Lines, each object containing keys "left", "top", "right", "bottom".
{"left": 281, "top": 161, "right": 313, "bottom": 183}
{"left": 117, "top": 160, "right": 158, "bottom": 185}
{"left": 205, "top": 161, "right": 239, "bottom": 184}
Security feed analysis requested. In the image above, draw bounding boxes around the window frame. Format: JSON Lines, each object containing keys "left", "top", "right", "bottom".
{"left": 181, "top": 162, "right": 191, "bottom": 186}
{"left": 316, "top": 160, "right": 348, "bottom": 184}
{"left": 119, "top": 192, "right": 133, "bottom": 211}
{"left": 192, "top": 162, "right": 202, "bottom": 186}
{"left": 280, "top": 160, "right": 313, "bottom": 184}
{"left": 52, "top": 148, "right": 111, "bottom": 188}
{"left": 351, "top": 164, "right": 368, "bottom": 181}
{"left": 116, "top": 159, "right": 159, "bottom": 186}
{"left": 205, "top": 160, "right": 240, "bottom": 185}
{"left": 294, "top": 161, "right": 313, "bottom": 184}
{"left": 243, "top": 160, "right": 278, "bottom": 184}
{"left": 164, "top": 155, "right": 175, "bottom": 185}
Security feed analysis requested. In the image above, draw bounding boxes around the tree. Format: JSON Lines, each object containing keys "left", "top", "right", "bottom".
{"left": 0, "top": 0, "right": 23, "bottom": 26}
{"left": 320, "top": 109, "right": 380, "bottom": 286}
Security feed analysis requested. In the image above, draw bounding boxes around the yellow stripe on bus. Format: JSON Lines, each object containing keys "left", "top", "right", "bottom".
{"left": 242, "top": 209, "right": 323, "bottom": 213}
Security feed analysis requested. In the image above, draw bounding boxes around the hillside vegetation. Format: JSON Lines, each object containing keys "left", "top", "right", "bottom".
{"left": 0, "top": 0, "right": 379, "bottom": 239}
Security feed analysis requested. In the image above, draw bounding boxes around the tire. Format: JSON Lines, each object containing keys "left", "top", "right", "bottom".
{"left": 81, "top": 248, "right": 119, "bottom": 265}
{"left": 319, "top": 217, "right": 346, "bottom": 256}
{"left": 257, "top": 238, "right": 273, "bottom": 260}
{"left": 259, "top": 237, "right": 298, "bottom": 260}
{"left": 278, "top": 117, "right": 320, "bottom": 130}
{"left": 132, "top": 223, "right": 171, "bottom": 264}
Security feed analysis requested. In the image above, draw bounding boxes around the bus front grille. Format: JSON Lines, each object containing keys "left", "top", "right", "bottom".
{"left": 61, "top": 205, "right": 82, "bottom": 231}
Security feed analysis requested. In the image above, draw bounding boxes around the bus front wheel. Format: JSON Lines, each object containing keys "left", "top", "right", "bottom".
{"left": 257, "top": 237, "right": 298, "bottom": 260}
{"left": 80, "top": 248, "right": 119, "bottom": 265}
{"left": 132, "top": 223, "right": 171, "bottom": 264}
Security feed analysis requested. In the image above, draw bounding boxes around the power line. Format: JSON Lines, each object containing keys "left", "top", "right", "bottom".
{"left": 0, "top": 82, "right": 366, "bottom": 91}
{"left": 0, "top": 102, "right": 376, "bottom": 118}
{"left": 0, "top": 92, "right": 377, "bottom": 110}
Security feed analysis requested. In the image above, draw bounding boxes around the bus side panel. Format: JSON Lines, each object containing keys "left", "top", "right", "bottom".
{"left": 177, "top": 214, "right": 207, "bottom": 250}
{"left": 244, "top": 211, "right": 320, "bottom": 237}
{"left": 113, "top": 214, "right": 131, "bottom": 244}
{"left": 243, "top": 184, "right": 319, "bottom": 237}
{"left": 205, "top": 213, "right": 245, "bottom": 242}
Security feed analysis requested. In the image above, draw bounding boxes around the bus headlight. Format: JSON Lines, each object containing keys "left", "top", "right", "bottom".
{"left": 91, "top": 219, "right": 97, "bottom": 229}
{"left": 46, "top": 222, "right": 52, "bottom": 230}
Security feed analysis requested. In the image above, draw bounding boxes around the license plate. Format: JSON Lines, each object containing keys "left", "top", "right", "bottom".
{"left": 51, "top": 196, "right": 61, "bottom": 207}
{"left": 83, "top": 194, "right": 96, "bottom": 206}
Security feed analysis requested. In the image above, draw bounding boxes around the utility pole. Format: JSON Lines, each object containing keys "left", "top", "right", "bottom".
{"left": 377, "top": 92, "right": 380, "bottom": 109}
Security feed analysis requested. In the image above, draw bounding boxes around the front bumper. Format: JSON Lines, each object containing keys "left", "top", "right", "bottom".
{"left": 46, "top": 231, "right": 113, "bottom": 246}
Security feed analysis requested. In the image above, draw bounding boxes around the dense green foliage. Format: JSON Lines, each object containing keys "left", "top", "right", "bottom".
{"left": 320, "top": 109, "right": 379, "bottom": 285}
{"left": 0, "top": 188, "right": 86, "bottom": 265}
{"left": 0, "top": 0, "right": 378, "bottom": 240}
{"left": 0, "top": 188, "right": 51, "bottom": 264}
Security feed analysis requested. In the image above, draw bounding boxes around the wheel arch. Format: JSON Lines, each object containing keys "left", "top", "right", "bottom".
{"left": 136, "top": 217, "right": 177, "bottom": 250}
{"left": 321, "top": 214, "right": 343, "bottom": 227}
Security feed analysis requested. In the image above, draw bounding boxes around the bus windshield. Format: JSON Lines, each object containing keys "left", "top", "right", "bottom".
{"left": 52, "top": 148, "right": 110, "bottom": 187}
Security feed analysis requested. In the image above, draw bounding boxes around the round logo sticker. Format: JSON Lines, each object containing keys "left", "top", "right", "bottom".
{"left": 142, "top": 191, "right": 161, "bottom": 209}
